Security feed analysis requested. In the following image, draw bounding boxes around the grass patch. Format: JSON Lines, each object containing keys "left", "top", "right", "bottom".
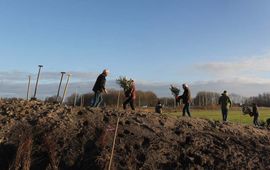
{"left": 165, "top": 107, "right": 270, "bottom": 125}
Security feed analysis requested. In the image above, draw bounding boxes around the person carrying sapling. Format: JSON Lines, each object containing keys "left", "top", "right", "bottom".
{"left": 123, "top": 79, "right": 136, "bottom": 110}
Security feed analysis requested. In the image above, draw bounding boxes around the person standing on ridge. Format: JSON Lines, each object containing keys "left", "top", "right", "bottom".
{"left": 123, "top": 79, "right": 136, "bottom": 110}
{"left": 218, "top": 90, "right": 232, "bottom": 122}
{"left": 178, "top": 84, "right": 192, "bottom": 117}
{"left": 91, "top": 69, "right": 109, "bottom": 107}
{"left": 251, "top": 103, "right": 260, "bottom": 126}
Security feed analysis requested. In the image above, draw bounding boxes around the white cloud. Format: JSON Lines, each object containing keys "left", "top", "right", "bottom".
{"left": 196, "top": 54, "right": 270, "bottom": 83}
{"left": 40, "top": 71, "right": 98, "bottom": 82}
{"left": 1, "top": 78, "right": 270, "bottom": 99}
{"left": 0, "top": 71, "right": 99, "bottom": 83}
{"left": 197, "top": 55, "right": 270, "bottom": 72}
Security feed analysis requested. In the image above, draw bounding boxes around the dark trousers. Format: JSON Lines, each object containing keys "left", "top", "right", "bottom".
{"left": 221, "top": 108, "right": 228, "bottom": 122}
{"left": 253, "top": 115, "right": 259, "bottom": 126}
{"left": 91, "top": 91, "right": 103, "bottom": 107}
{"left": 123, "top": 96, "right": 135, "bottom": 110}
{"left": 182, "top": 103, "right": 191, "bottom": 117}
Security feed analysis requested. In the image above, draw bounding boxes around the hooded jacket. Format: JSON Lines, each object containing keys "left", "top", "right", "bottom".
{"left": 218, "top": 93, "right": 232, "bottom": 109}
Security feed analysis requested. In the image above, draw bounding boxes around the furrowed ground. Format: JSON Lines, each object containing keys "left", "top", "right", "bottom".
{"left": 0, "top": 99, "right": 270, "bottom": 170}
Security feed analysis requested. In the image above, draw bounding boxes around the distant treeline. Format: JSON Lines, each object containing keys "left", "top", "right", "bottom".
{"left": 245, "top": 93, "right": 270, "bottom": 107}
{"left": 45, "top": 90, "right": 270, "bottom": 107}
{"left": 46, "top": 89, "right": 170, "bottom": 107}
{"left": 192, "top": 92, "right": 270, "bottom": 107}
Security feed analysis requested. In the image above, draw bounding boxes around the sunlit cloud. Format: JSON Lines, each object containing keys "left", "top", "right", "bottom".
{"left": 195, "top": 54, "right": 270, "bottom": 83}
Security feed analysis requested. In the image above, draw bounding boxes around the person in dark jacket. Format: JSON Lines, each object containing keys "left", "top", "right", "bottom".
{"left": 155, "top": 100, "right": 163, "bottom": 114}
{"left": 91, "top": 69, "right": 109, "bottom": 107}
{"left": 123, "top": 79, "right": 136, "bottom": 110}
{"left": 218, "top": 90, "right": 232, "bottom": 122}
{"left": 252, "top": 103, "right": 260, "bottom": 126}
{"left": 178, "top": 84, "right": 192, "bottom": 117}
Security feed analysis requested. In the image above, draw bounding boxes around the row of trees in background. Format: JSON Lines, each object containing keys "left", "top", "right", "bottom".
{"left": 192, "top": 92, "right": 270, "bottom": 107}
{"left": 193, "top": 91, "right": 220, "bottom": 107}
{"left": 193, "top": 92, "right": 246, "bottom": 107}
{"left": 245, "top": 93, "right": 270, "bottom": 107}
{"left": 63, "top": 90, "right": 160, "bottom": 107}
{"left": 45, "top": 89, "right": 270, "bottom": 107}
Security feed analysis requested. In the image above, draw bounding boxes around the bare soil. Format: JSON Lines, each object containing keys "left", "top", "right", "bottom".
{"left": 0, "top": 99, "right": 270, "bottom": 170}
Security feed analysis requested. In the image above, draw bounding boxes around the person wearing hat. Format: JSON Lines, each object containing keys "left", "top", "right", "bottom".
{"left": 178, "top": 84, "right": 192, "bottom": 117}
{"left": 91, "top": 69, "right": 109, "bottom": 107}
{"left": 123, "top": 79, "right": 136, "bottom": 110}
{"left": 218, "top": 90, "right": 232, "bottom": 122}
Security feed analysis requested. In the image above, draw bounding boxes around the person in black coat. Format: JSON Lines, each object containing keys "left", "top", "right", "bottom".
{"left": 178, "top": 84, "right": 192, "bottom": 117}
{"left": 91, "top": 69, "right": 109, "bottom": 107}
{"left": 155, "top": 100, "right": 163, "bottom": 114}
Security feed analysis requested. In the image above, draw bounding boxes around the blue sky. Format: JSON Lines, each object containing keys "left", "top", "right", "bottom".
{"left": 1, "top": 0, "right": 270, "bottom": 98}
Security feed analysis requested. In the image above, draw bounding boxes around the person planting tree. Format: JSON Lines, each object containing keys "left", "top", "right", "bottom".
{"left": 242, "top": 103, "right": 260, "bottom": 126}
{"left": 177, "top": 84, "right": 192, "bottom": 117}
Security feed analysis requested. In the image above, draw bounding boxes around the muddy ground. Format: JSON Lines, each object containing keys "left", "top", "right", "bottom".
{"left": 0, "top": 99, "right": 270, "bottom": 170}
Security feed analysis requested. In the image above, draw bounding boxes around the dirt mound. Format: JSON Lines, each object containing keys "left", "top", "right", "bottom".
{"left": 0, "top": 99, "right": 270, "bottom": 169}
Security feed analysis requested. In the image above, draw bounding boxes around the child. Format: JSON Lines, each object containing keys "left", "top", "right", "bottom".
{"left": 155, "top": 101, "right": 163, "bottom": 114}
{"left": 252, "top": 103, "right": 260, "bottom": 126}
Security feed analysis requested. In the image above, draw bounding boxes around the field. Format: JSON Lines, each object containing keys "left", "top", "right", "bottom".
{"left": 164, "top": 107, "right": 270, "bottom": 124}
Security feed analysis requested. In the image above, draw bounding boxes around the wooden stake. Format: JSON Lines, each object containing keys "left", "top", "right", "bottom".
{"left": 61, "top": 74, "right": 71, "bottom": 104}
{"left": 56, "top": 72, "right": 66, "bottom": 102}
{"left": 73, "top": 88, "right": 77, "bottom": 107}
{"left": 27, "top": 75, "right": 31, "bottom": 100}
{"left": 108, "top": 116, "right": 120, "bottom": 170}
{"left": 80, "top": 95, "right": 84, "bottom": 107}
{"left": 32, "top": 65, "right": 43, "bottom": 100}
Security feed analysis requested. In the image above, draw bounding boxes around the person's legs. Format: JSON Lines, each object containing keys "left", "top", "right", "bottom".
{"left": 224, "top": 109, "right": 228, "bottom": 122}
{"left": 254, "top": 115, "right": 259, "bottom": 126}
{"left": 123, "top": 97, "right": 131, "bottom": 110}
{"left": 222, "top": 108, "right": 228, "bottom": 122}
{"left": 182, "top": 105, "right": 186, "bottom": 116}
{"left": 130, "top": 99, "right": 135, "bottom": 110}
{"left": 221, "top": 108, "right": 225, "bottom": 122}
{"left": 186, "top": 103, "right": 191, "bottom": 117}
{"left": 182, "top": 104, "right": 190, "bottom": 117}
{"left": 96, "top": 92, "right": 103, "bottom": 107}
{"left": 91, "top": 92, "right": 99, "bottom": 107}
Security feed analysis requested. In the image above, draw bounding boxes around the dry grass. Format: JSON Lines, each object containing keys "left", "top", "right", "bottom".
{"left": 10, "top": 124, "right": 33, "bottom": 170}
{"left": 43, "top": 135, "right": 59, "bottom": 170}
